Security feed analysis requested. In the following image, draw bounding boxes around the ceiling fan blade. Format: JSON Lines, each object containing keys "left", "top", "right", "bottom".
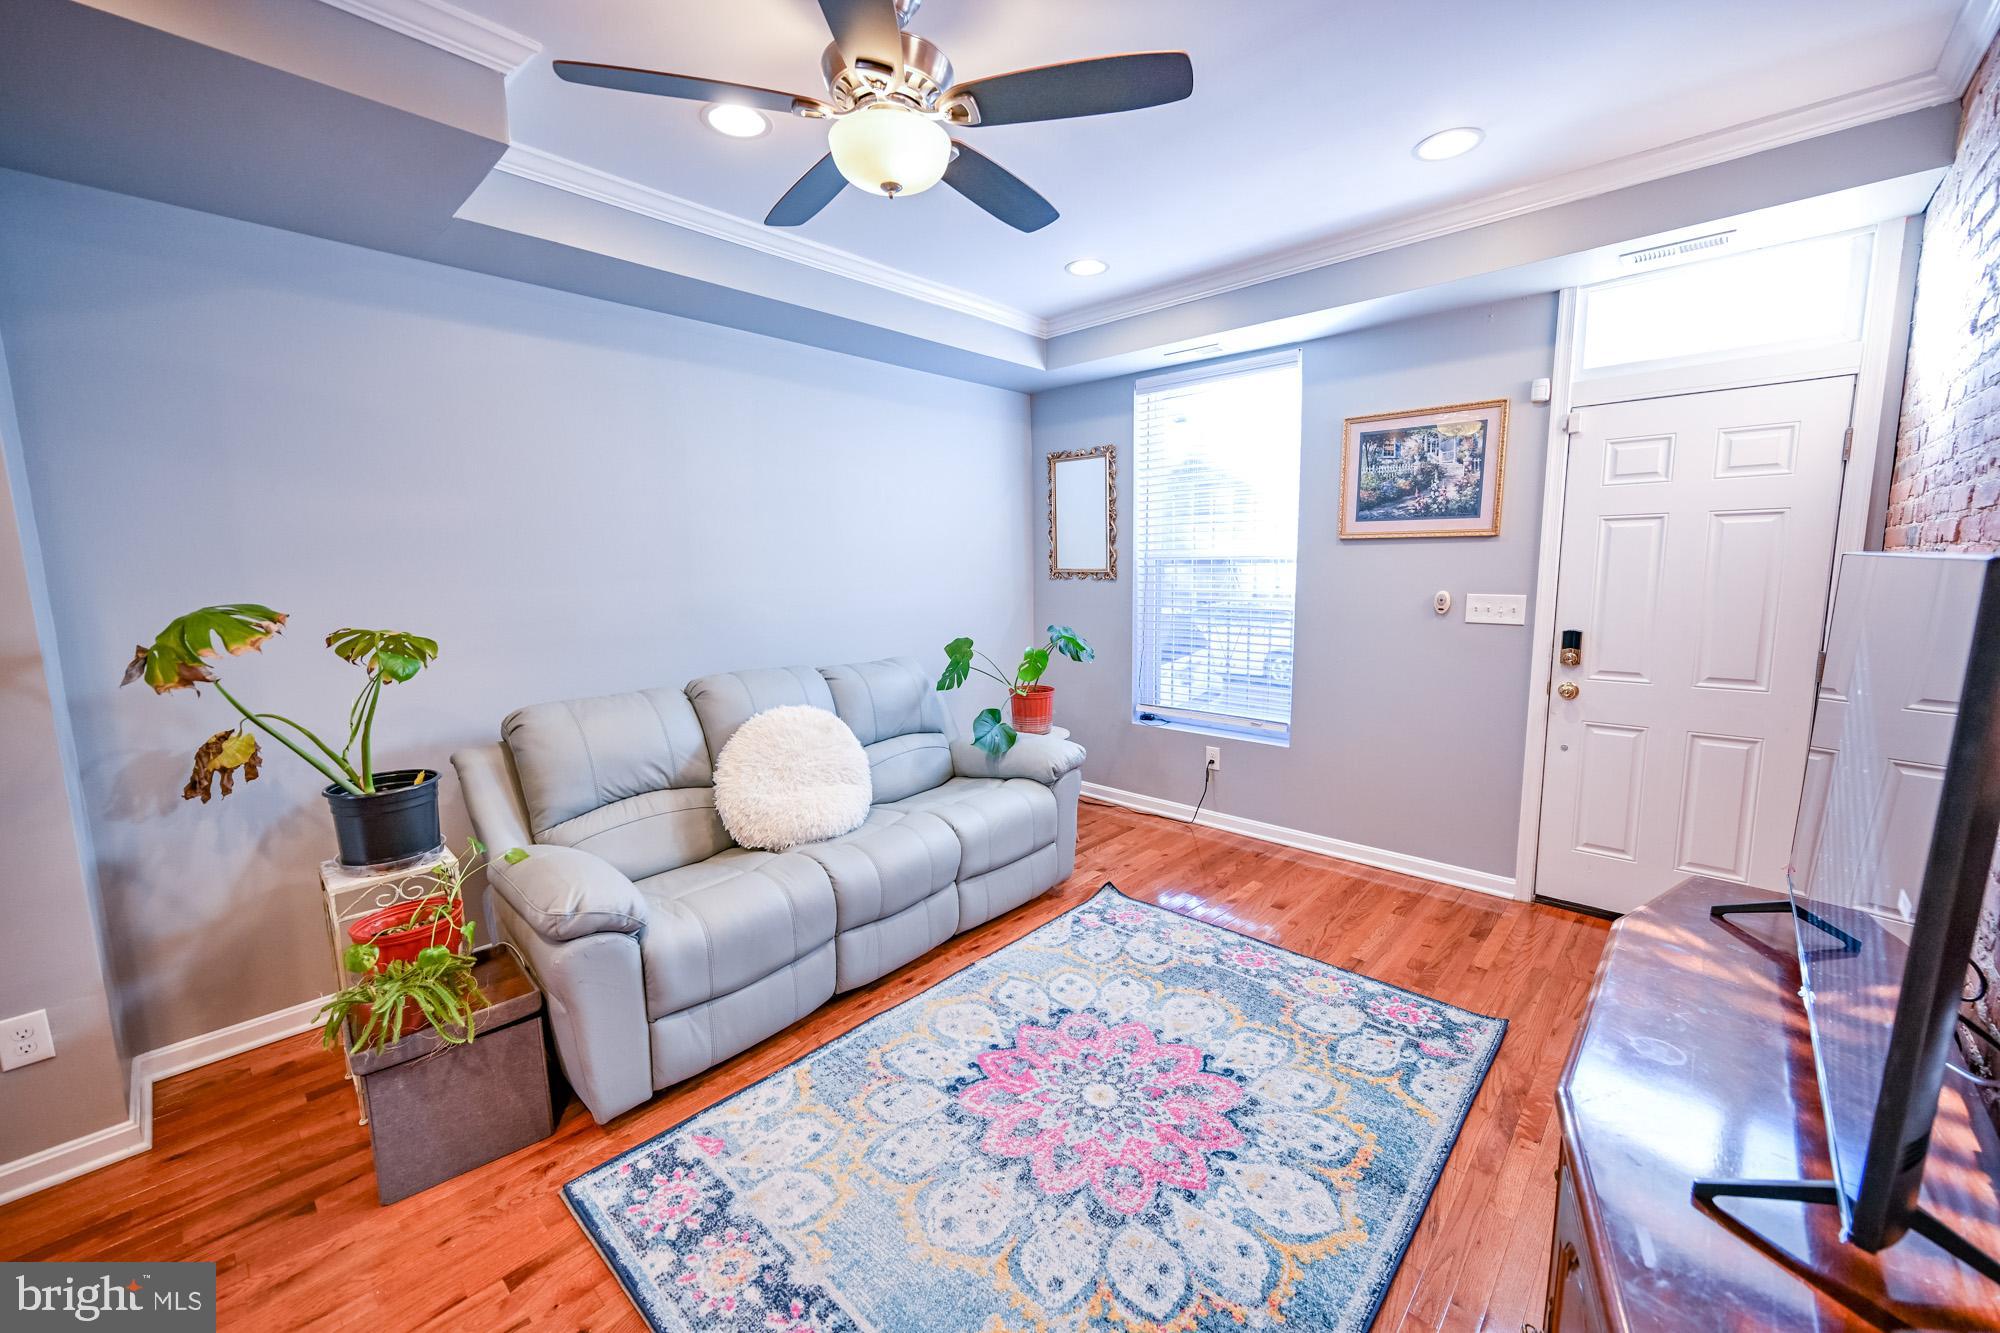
{"left": 766, "top": 154, "right": 848, "bottom": 227}
{"left": 947, "top": 52, "right": 1193, "bottom": 127}
{"left": 553, "top": 60, "right": 816, "bottom": 115}
{"left": 818, "top": 0, "right": 904, "bottom": 71}
{"left": 943, "top": 141, "right": 1058, "bottom": 233}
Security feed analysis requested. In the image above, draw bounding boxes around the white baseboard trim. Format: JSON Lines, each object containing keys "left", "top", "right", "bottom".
{"left": 0, "top": 995, "right": 328, "bottom": 1207}
{"left": 1081, "top": 781, "right": 1521, "bottom": 901}
{"left": 0, "top": 1115, "right": 150, "bottom": 1210}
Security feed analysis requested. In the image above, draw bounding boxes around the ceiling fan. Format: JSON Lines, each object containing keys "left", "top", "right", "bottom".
{"left": 552, "top": 0, "right": 1193, "bottom": 234}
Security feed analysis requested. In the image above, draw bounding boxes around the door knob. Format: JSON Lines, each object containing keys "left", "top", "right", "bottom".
{"left": 1556, "top": 681, "right": 1580, "bottom": 700}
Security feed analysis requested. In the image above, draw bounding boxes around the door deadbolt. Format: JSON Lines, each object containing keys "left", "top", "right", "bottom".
{"left": 1559, "top": 629, "right": 1583, "bottom": 668}
{"left": 1556, "top": 681, "right": 1580, "bottom": 700}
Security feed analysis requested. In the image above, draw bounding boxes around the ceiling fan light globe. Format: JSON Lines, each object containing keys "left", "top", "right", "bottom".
{"left": 828, "top": 104, "right": 950, "bottom": 198}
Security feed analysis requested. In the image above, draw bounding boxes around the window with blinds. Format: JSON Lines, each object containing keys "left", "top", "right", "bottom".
{"left": 1131, "top": 350, "right": 1303, "bottom": 742}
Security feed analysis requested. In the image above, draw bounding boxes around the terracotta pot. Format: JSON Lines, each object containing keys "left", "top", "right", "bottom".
{"left": 1010, "top": 684, "right": 1055, "bottom": 735}
{"left": 348, "top": 895, "right": 463, "bottom": 971}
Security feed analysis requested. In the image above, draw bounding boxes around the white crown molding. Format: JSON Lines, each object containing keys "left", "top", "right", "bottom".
{"left": 313, "top": 0, "right": 540, "bottom": 76}
{"left": 493, "top": 144, "right": 1048, "bottom": 336}
{"left": 1081, "top": 781, "right": 1520, "bottom": 900}
{"left": 1939, "top": 0, "right": 2000, "bottom": 94}
{"left": 0, "top": 995, "right": 326, "bottom": 1206}
{"left": 1045, "top": 69, "right": 1965, "bottom": 337}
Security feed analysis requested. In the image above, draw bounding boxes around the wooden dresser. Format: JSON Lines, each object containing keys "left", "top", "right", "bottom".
{"left": 1546, "top": 877, "right": 2000, "bottom": 1331}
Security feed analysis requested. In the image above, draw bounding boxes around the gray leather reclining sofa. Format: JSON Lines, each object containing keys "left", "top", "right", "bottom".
{"left": 451, "top": 656, "right": 1085, "bottom": 1122}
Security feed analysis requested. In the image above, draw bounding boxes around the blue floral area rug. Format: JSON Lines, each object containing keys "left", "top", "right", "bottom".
{"left": 564, "top": 884, "right": 1505, "bottom": 1332}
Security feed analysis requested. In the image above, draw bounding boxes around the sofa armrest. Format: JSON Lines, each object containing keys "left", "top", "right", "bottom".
{"left": 487, "top": 844, "right": 647, "bottom": 942}
{"left": 951, "top": 732, "right": 1086, "bottom": 785}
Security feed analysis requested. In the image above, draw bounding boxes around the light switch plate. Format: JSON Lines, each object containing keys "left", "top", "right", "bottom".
{"left": 1465, "top": 593, "right": 1528, "bottom": 625}
{"left": 1, "top": 1008, "right": 54, "bottom": 1071}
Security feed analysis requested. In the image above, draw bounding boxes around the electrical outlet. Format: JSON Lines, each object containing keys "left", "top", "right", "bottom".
{"left": 1205, "top": 746, "right": 1221, "bottom": 772}
{"left": 1, "top": 1009, "right": 54, "bottom": 1071}
{"left": 1465, "top": 593, "right": 1528, "bottom": 625}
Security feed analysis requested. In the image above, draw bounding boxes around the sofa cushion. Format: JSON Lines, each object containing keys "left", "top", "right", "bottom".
{"left": 503, "top": 689, "right": 729, "bottom": 880}
{"left": 504, "top": 688, "right": 714, "bottom": 832}
{"left": 524, "top": 789, "right": 729, "bottom": 888}
{"left": 633, "top": 849, "right": 836, "bottom": 1021}
{"left": 792, "top": 808, "right": 961, "bottom": 932}
{"left": 686, "top": 666, "right": 836, "bottom": 761}
{"left": 877, "top": 777, "right": 1059, "bottom": 879}
{"left": 820, "top": 657, "right": 953, "bottom": 802}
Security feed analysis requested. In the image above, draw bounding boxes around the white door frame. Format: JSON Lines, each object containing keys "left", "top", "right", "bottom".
{"left": 1509, "top": 217, "right": 1921, "bottom": 903}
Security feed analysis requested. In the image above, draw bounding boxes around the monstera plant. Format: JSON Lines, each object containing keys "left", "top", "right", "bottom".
{"left": 123, "top": 604, "right": 446, "bottom": 867}
{"left": 938, "top": 625, "right": 1094, "bottom": 756}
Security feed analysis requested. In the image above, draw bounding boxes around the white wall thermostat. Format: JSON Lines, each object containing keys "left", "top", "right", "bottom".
{"left": 1434, "top": 590, "right": 1452, "bottom": 616}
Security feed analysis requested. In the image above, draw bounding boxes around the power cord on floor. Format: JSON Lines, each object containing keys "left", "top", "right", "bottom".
{"left": 1186, "top": 765, "right": 1212, "bottom": 824}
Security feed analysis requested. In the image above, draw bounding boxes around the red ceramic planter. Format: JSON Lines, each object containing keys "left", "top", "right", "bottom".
{"left": 1010, "top": 685, "right": 1055, "bottom": 735}
{"left": 348, "top": 895, "right": 464, "bottom": 971}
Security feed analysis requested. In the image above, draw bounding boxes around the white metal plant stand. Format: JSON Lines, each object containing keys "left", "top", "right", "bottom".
{"left": 316, "top": 846, "right": 456, "bottom": 1125}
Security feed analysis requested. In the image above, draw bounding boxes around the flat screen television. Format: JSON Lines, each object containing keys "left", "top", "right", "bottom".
{"left": 1740, "top": 550, "right": 2000, "bottom": 1271}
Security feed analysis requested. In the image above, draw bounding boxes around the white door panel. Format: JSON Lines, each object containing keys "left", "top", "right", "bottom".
{"left": 1536, "top": 378, "right": 1853, "bottom": 914}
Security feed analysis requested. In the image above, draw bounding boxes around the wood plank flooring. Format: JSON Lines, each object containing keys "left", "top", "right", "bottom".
{"left": 0, "top": 800, "right": 1609, "bottom": 1331}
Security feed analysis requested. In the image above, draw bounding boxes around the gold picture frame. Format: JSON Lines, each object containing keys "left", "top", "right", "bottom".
{"left": 1048, "top": 445, "right": 1118, "bottom": 580}
{"left": 1339, "top": 398, "right": 1509, "bottom": 539}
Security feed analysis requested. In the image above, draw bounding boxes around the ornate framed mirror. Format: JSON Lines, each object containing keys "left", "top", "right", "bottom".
{"left": 1048, "top": 445, "right": 1117, "bottom": 580}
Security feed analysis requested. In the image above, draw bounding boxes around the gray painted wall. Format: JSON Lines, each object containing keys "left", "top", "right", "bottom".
{"left": 0, "top": 322, "right": 129, "bottom": 1162}
{"left": 1034, "top": 296, "right": 1559, "bottom": 878}
{"left": 0, "top": 169, "right": 1032, "bottom": 1058}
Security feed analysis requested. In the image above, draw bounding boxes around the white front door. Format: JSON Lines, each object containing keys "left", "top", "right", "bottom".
{"left": 1536, "top": 377, "right": 1854, "bottom": 915}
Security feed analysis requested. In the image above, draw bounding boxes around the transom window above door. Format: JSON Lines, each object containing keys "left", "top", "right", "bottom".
{"left": 1131, "top": 351, "right": 1304, "bottom": 743}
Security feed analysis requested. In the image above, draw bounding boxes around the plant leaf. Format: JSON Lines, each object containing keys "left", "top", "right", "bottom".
{"left": 324, "top": 628, "right": 440, "bottom": 683}
{"left": 502, "top": 847, "right": 530, "bottom": 865}
{"left": 1047, "top": 625, "right": 1095, "bottom": 663}
{"left": 937, "top": 636, "right": 974, "bottom": 691}
{"left": 125, "top": 604, "right": 286, "bottom": 693}
{"left": 183, "top": 729, "right": 262, "bottom": 802}
{"left": 1016, "top": 647, "right": 1051, "bottom": 686}
{"left": 971, "top": 707, "right": 1018, "bottom": 757}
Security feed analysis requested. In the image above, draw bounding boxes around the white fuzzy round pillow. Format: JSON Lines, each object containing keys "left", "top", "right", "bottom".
{"left": 712, "top": 705, "right": 872, "bottom": 851}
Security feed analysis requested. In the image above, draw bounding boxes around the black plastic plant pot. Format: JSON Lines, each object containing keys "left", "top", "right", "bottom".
{"left": 324, "top": 768, "right": 443, "bottom": 870}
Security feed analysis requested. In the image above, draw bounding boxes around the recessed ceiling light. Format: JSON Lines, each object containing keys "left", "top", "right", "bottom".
{"left": 703, "top": 104, "right": 770, "bottom": 139}
{"left": 1413, "top": 126, "right": 1483, "bottom": 161}
{"left": 1065, "top": 258, "right": 1110, "bottom": 277}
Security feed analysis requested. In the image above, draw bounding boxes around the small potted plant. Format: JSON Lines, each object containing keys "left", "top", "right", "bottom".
{"left": 123, "top": 604, "right": 445, "bottom": 867}
{"left": 320, "top": 840, "right": 528, "bottom": 1053}
{"left": 937, "top": 625, "right": 1093, "bottom": 756}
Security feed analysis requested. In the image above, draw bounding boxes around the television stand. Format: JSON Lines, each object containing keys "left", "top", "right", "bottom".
{"left": 1548, "top": 877, "right": 2000, "bottom": 1331}
{"left": 1689, "top": 1178, "right": 2000, "bottom": 1287}
{"left": 1708, "top": 896, "right": 1860, "bottom": 955}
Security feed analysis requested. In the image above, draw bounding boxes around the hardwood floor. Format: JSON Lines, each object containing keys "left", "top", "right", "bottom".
{"left": 0, "top": 800, "right": 1609, "bottom": 1331}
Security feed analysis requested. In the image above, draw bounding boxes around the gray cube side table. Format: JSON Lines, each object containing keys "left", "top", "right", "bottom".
{"left": 345, "top": 948, "right": 555, "bottom": 1205}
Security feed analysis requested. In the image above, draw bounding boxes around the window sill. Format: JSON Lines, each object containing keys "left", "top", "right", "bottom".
{"left": 1132, "top": 713, "right": 1290, "bottom": 748}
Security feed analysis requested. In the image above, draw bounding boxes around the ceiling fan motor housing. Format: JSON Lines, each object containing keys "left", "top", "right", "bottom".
{"left": 820, "top": 32, "right": 953, "bottom": 116}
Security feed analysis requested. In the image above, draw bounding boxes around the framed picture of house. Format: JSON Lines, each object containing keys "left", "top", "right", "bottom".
{"left": 1339, "top": 399, "right": 1509, "bottom": 539}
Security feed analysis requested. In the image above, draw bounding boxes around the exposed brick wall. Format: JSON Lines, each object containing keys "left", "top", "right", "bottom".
{"left": 1889, "top": 46, "right": 2000, "bottom": 553}
{"left": 1888, "top": 38, "right": 2000, "bottom": 1111}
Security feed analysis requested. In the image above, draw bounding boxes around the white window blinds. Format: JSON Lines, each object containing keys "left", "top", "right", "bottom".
{"left": 1131, "top": 351, "right": 1303, "bottom": 740}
